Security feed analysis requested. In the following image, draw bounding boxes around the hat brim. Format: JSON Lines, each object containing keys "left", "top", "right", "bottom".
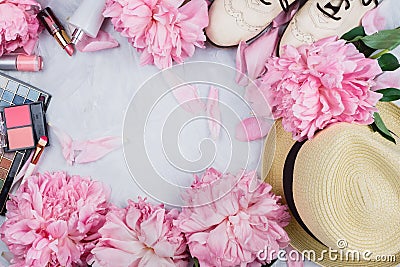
{"left": 262, "top": 102, "right": 400, "bottom": 267}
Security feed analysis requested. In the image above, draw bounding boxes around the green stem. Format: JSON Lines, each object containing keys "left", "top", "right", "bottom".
{"left": 193, "top": 258, "right": 199, "bottom": 267}
{"left": 371, "top": 49, "right": 390, "bottom": 59}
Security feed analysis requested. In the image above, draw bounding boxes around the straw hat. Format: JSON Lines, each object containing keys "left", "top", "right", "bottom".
{"left": 262, "top": 102, "right": 400, "bottom": 267}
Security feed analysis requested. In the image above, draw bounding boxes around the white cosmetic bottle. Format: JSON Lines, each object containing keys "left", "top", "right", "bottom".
{"left": 69, "top": 0, "right": 107, "bottom": 45}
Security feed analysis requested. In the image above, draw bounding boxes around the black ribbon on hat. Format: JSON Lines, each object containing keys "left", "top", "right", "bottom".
{"left": 283, "top": 140, "right": 324, "bottom": 245}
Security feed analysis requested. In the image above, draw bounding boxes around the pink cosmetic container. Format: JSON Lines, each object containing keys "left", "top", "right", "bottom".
{"left": 0, "top": 55, "right": 43, "bottom": 72}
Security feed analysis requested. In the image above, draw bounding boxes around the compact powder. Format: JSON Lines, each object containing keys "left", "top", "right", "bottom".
{"left": 3, "top": 102, "right": 48, "bottom": 152}
{"left": 7, "top": 127, "right": 35, "bottom": 150}
{"left": 4, "top": 105, "right": 31, "bottom": 128}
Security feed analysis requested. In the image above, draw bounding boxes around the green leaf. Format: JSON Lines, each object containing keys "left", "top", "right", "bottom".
{"left": 361, "top": 28, "right": 400, "bottom": 50}
{"left": 376, "top": 88, "right": 400, "bottom": 102}
{"left": 371, "top": 113, "right": 396, "bottom": 144}
{"left": 353, "top": 40, "right": 376, "bottom": 57}
{"left": 370, "top": 122, "right": 379, "bottom": 133}
{"left": 193, "top": 257, "right": 200, "bottom": 267}
{"left": 341, "top": 26, "right": 366, "bottom": 42}
{"left": 378, "top": 53, "right": 400, "bottom": 71}
{"left": 341, "top": 26, "right": 373, "bottom": 55}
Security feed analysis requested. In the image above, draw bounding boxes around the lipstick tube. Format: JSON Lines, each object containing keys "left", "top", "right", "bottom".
{"left": 0, "top": 55, "right": 43, "bottom": 72}
{"left": 38, "top": 7, "right": 74, "bottom": 56}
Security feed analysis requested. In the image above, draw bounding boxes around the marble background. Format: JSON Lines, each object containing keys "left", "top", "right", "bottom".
{"left": 0, "top": 0, "right": 399, "bottom": 266}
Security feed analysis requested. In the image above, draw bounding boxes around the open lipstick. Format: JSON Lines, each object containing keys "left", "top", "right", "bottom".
{"left": 0, "top": 55, "right": 43, "bottom": 72}
{"left": 38, "top": 7, "right": 74, "bottom": 56}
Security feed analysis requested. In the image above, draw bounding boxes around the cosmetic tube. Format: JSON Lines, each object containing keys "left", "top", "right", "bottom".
{"left": 0, "top": 55, "right": 43, "bottom": 72}
{"left": 69, "top": 0, "right": 107, "bottom": 45}
{"left": 38, "top": 7, "right": 75, "bottom": 56}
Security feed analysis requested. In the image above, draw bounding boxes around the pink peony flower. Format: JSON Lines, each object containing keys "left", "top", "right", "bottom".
{"left": 103, "top": 0, "right": 209, "bottom": 69}
{"left": 91, "top": 198, "right": 189, "bottom": 267}
{"left": 176, "top": 168, "right": 291, "bottom": 267}
{"left": 0, "top": 0, "right": 42, "bottom": 56}
{"left": 260, "top": 36, "right": 383, "bottom": 141}
{"left": 0, "top": 172, "right": 111, "bottom": 267}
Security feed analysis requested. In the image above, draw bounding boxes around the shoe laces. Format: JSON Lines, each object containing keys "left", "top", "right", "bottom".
{"left": 317, "top": 0, "right": 378, "bottom": 21}
{"left": 260, "top": 0, "right": 290, "bottom": 12}
{"left": 362, "top": 0, "right": 379, "bottom": 5}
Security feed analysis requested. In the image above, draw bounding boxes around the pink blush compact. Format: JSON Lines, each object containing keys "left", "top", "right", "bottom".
{"left": 7, "top": 128, "right": 35, "bottom": 151}
{"left": 2, "top": 103, "right": 45, "bottom": 151}
{"left": 4, "top": 105, "right": 31, "bottom": 128}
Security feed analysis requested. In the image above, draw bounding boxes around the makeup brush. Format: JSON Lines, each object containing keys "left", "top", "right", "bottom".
{"left": 9, "top": 136, "right": 48, "bottom": 194}
{"left": 23, "top": 136, "right": 48, "bottom": 181}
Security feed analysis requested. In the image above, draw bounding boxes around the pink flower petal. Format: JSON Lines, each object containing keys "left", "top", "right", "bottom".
{"left": 244, "top": 81, "right": 273, "bottom": 118}
{"left": 76, "top": 30, "right": 119, "bottom": 52}
{"left": 373, "top": 68, "right": 400, "bottom": 90}
{"left": 46, "top": 221, "right": 68, "bottom": 239}
{"left": 102, "top": 3, "right": 122, "bottom": 17}
{"left": 285, "top": 245, "right": 304, "bottom": 267}
{"left": 245, "top": 27, "right": 279, "bottom": 81}
{"left": 206, "top": 222, "right": 229, "bottom": 259}
{"left": 206, "top": 86, "right": 221, "bottom": 140}
{"left": 51, "top": 125, "right": 121, "bottom": 165}
{"left": 165, "top": 0, "right": 184, "bottom": 8}
{"left": 171, "top": 85, "right": 206, "bottom": 114}
{"left": 138, "top": 249, "right": 175, "bottom": 267}
{"left": 362, "top": 7, "right": 386, "bottom": 35}
{"left": 235, "top": 41, "right": 249, "bottom": 86}
{"left": 140, "top": 209, "right": 164, "bottom": 247}
{"left": 51, "top": 125, "right": 74, "bottom": 165}
{"left": 235, "top": 117, "right": 273, "bottom": 141}
{"left": 74, "top": 136, "right": 121, "bottom": 164}
{"left": 272, "top": 0, "right": 300, "bottom": 27}
{"left": 234, "top": 1, "right": 299, "bottom": 86}
{"left": 21, "top": 38, "right": 37, "bottom": 55}
{"left": 235, "top": 28, "right": 279, "bottom": 86}
{"left": 152, "top": 239, "right": 176, "bottom": 258}
{"left": 163, "top": 71, "right": 206, "bottom": 115}
{"left": 179, "top": 0, "right": 209, "bottom": 29}
{"left": 91, "top": 247, "right": 140, "bottom": 267}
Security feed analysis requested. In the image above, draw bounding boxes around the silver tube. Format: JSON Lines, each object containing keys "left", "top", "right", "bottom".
{"left": 0, "top": 56, "right": 17, "bottom": 70}
{"left": 71, "top": 28, "right": 85, "bottom": 45}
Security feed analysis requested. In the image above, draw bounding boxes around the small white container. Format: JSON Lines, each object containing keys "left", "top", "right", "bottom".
{"left": 69, "top": 0, "right": 107, "bottom": 44}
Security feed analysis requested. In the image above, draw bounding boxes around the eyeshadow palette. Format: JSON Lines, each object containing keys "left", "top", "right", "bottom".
{"left": 0, "top": 73, "right": 50, "bottom": 107}
{"left": 3, "top": 102, "right": 48, "bottom": 151}
{"left": 0, "top": 72, "right": 51, "bottom": 214}
{"left": 0, "top": 151, "right": 25, "bottom": 211}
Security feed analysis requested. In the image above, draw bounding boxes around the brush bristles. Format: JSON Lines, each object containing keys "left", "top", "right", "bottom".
{"left": 38, "top": 136, "right": 48, "bottom": 147}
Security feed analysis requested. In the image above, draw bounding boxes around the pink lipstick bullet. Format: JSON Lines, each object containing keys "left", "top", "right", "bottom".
{"left": 38, "top": 7, "right": 75, "bottom": 56}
